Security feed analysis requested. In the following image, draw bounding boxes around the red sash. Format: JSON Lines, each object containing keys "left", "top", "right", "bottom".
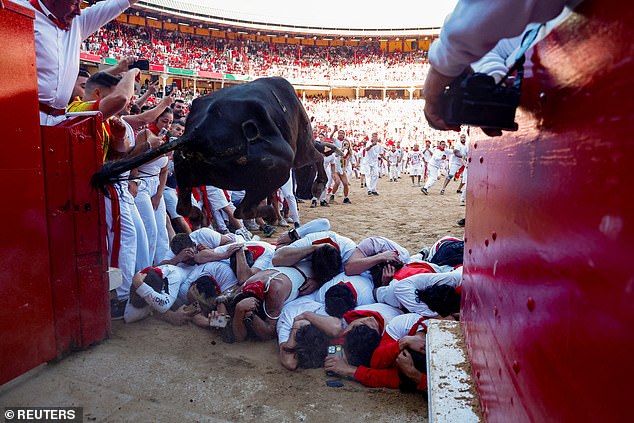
{"left": 106, "top": 185, "right": 121, "bottom": 268}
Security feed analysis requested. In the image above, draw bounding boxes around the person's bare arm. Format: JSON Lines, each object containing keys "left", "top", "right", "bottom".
{"left": 272, "top": 244, "right": 320, "bottom": 267}
{"left": 195, "top": 244, "right": 243, "bottom": 264}
{"left": 279, "top": 319, "right": 311, "bottom": 371}
{"left": 344, "top": 249, "right": 401, "bottom": 276}
{"left": 234, "top": 247, "right": 256, "bottom": 284}
{"left": 124, "top": 90, "right": 175, "bottom": 131}
{"left": 151, "top": 164, "right": 168, "bottom": 210}
{"left": 294, "top": 312, "right": 343, "bottom": 338}
{"left": 99, "top": 69, "right": 139, "bottom": 120}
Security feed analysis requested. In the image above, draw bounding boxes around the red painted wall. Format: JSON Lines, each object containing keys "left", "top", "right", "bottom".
{"left": 463, "top": 2, "right": 634, "bottom": 422}
{"left": 0, "top": 1, "right": 56, "bottom": 383}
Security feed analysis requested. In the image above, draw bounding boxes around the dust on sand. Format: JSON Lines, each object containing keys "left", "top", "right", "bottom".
{"left": 0, "top": 174, "right": 465, "bottom": 422}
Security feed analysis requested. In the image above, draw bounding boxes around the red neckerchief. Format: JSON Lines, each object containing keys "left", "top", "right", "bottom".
{"left": 312, "top": 237, "right": 340, "bottom": 251}
{"left": 393, "top": 262, "right": 436, "bottom": 281}
{"left": 148, "top": 123, "right": 161, "bottom": 136}
{"left": 30, "top": 0, "right": 70, "bottom": 31}
{"left": 245, "top": 245, "right": 265, "bottom": 260}
{"left": 408, "top": 317, "right": 429, "bottom": 336}
{"left": 343, "top": 310, "right": 385, "bottom": 334}
{"left": 140, "top": 266, "right": 164, "bottom": 278}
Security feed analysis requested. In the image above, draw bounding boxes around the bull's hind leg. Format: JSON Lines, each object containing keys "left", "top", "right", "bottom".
{"left": 176, "top": 187, "right": 193, "bottom": 218}
{"left": 234, "top": 190, "right": 267, "bottom": 220}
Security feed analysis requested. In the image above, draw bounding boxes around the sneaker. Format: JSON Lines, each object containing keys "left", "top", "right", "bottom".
{"left": 320, "top": 200, "right": 330, "bottom": 207}
{"left": 368, "top": 191, "right": 372, "bottom": 195}
{"left": 372, "top": 191, "right": 379, "bottom": 196}
{"left": 286, "top": 217, "right": 295, "bottom": 224}
{"left": 343, "top": 197, "right": 351, "bottom": 204}
{"left": 244, "top": 219, "right": 259, "bottom": 231}
{"left": 277, "top": 218, "right": 290, "bottom": 227}
{"left": 110, "top": 298, "right": 127, "bottom": 320}
{"left": 457, "top": 218, "right": 466, "bottom": 227}
{"left": 329, "top": 194, "right": 335, "bottom": 202}
{"left": 417, "top": 182, "right": 421, "bottom": 187}
{"left": 310, "top": 199, "right": 318, "bottom": 208}
{"left": 421, "top": 187, "right": 428, "bottom": 195}
{"left": 440, "top": 189, "right": 445, "bottom": 195}
{"left": 260, "top": 224, "right": 276, "bottom": 237}
{"left": 235, "top": 227, "right": 253, "bottom": 241}
{"left": 296, "top": 198, "right": 305, "bottom": 203}
{"left": 419, "top": 247, "right": 430, "bottom": 261}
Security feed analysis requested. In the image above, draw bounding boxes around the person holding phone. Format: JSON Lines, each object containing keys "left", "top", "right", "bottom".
{"left": 134, "top": 108, "right": 173, "bottom": 265}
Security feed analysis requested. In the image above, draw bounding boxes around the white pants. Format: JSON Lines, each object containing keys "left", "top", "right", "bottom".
{"left": 423, "top": 165, "right": 440, "bottom": 190}
{"left": 105, "top": 183, "right": 137, "bottom": 300}
{"left": 279, "top": 172, "right": 300, "bottom": 224}
{"left": 389, "top": 163, "right": 398, "bottom": 180}
{"left": 367, "top": 161, "right": 379, "bottom": 192}
{"left": 135, "top": 177, "right": 169, "bottom": 265}
{"left": 461, "top": 168, "right": 468, "bottom": 203}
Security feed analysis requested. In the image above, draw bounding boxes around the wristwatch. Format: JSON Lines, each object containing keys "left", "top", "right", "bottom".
{"left": 288, "top": 228, "right": 300, "bottom": 242}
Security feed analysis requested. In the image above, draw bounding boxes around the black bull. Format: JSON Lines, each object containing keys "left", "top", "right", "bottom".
{"left": 91, "top": 77, "right": 332, "bottom": 219}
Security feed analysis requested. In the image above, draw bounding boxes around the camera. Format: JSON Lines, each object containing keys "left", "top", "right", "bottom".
{"left": 128, "top": 59, "right": 150, "bottom": 71}
{"left": 440, "top": 72, "right": 520, "bottom": 131}
{"left": 209, "top": 314, "right": 228, "bottom": 328}
{"left": 327, "top": 345, "right": 343, "bottom": 358}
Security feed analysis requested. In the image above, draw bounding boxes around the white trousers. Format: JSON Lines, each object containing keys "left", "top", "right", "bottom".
{"left": 105, "top": 183, "right": 137, "bottom": 300}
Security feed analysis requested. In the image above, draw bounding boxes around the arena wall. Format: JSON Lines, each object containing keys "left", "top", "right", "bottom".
{"left": 463, "top": 1, "right": 634, "bottom": 421}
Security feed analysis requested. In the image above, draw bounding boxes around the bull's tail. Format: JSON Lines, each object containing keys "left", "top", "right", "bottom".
{"left": 90, "top": 135, "right": 189, "bottom": 191}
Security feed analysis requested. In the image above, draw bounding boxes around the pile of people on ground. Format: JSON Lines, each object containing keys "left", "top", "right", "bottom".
{"left": 125, "top": 215, "right": 465, "bottom": 394}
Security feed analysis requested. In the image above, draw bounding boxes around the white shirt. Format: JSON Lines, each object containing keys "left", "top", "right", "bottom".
{"left": 428, "top": 148, "right": 446, "bottom": 168}
{"left": 284, "top": 231, "right": 357, "bottom": 266}
{"left": 277, "top": 297, "right": 327, "bottom": 344}
{"left": 178, "top": 261, "right": 238, "bottom": 304}
{"left": 385, "top": 313, "right": 427, "bottom": 341}
{"left": 365, "top": 142, "right": 383, "bottom": 164}
{"left": 453, "top": 142, "right": 469, "bottom": 165}
{"left": 387, "top": 150, "right": 399, "bottom": 165}
{"left": 316, "top": 273, "right": 375, "bottom": 307}
{"left": 124, "top": 264, "right": 188, "bottom": 323}
{"left": 428, "top": 0, "right": 569, "bottom": 77}
{"left": 214, "top": 240, "right": 275, "bottom": 271}
{"left": 21, "top": 0, "right": 132, "bottom": 125}
{"left": 408, "top": 151, "right": 423, "bottom": 166}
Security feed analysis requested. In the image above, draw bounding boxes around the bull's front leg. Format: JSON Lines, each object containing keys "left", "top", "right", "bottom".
{"left": 312, "top": 155, "right": 327, "bottom": 200}
{"left": 176, "top": 186, "right": 193, "bottom": 218}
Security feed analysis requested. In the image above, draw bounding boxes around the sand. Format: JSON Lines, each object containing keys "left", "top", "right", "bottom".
{"left": 0, "top": 173, "right": 465, "bottom": 422}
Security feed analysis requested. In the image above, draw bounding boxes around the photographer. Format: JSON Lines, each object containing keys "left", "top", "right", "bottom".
{"left": 423, "top": 0, "right": 571, "bottom": 132}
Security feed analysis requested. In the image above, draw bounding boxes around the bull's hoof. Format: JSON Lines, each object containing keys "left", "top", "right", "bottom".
{"left": 235, "top": 204, "right": 257, "bottom": 220}
{"left": 256, "top": 204, "right": 276, "bottom": 222}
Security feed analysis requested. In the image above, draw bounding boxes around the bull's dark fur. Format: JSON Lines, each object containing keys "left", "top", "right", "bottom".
{"left": 91, "top": 77, "right": 327, "bottom": 218}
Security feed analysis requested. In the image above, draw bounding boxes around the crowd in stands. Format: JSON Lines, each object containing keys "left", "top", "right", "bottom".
{"left": 83, "top": 22, "right": 431, "bottom": 82}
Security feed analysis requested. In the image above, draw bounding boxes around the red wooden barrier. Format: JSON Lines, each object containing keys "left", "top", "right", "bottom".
{"left": 0, "top": 0, "right": 56, "bottom": 384}
{"left": 41, "top": 116, "right": 109, "bottom": 356}
{"left": 0, "top": 0, "right": 110, "bottom": 384}
{"left": 463, "top": 1, "right": 634, "bottom": 422}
